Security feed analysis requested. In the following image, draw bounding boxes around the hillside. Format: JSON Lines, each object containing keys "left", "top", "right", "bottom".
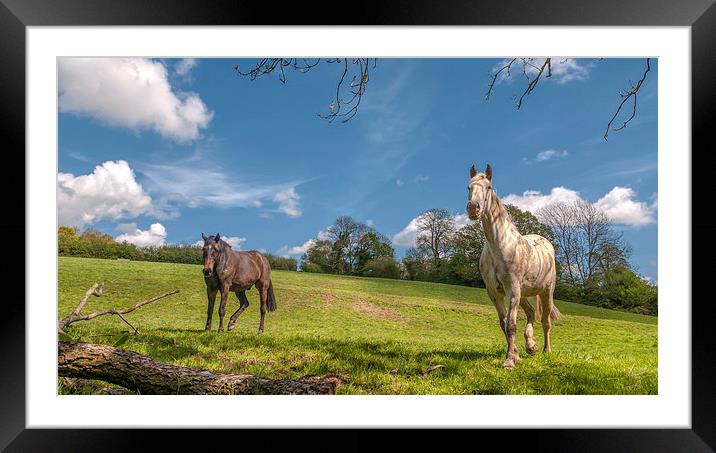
{"left": 58, "top": 257, "right": 657, "bottom": 394}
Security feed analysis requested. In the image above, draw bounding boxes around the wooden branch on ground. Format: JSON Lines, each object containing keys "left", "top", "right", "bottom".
{"left": 58, "top": 284, "right": 179, "bottom": 334}
{"left": 58, "top": 341, "right": 342, "bottom": 395}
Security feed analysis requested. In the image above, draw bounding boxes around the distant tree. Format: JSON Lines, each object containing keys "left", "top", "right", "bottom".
{"left": 448, "top": 221, "right": 487, "bottom": 287}
{"left": 355, "top": 230, "right": 394, "bottom": 274}
{"left": 538, "top": 201, "right": 631, "bottom": 285}
{"left": 326, "top": 216, "right": 367, "bottom": 274}
{"left": 415, "top": 209, "right": 456, "bottom": 267}
{"left": 300, "top": 240, "right": 335, "bottom": 273}
{"left": 401, "top": 247, "right": 430, "bottom": 281}
{"left": 360, "top": 256, "right": 401, "bottom": 279}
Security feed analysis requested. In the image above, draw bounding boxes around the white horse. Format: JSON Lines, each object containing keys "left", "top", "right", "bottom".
{"left": 466, "top": 164, "right": 561, "bottom": 369}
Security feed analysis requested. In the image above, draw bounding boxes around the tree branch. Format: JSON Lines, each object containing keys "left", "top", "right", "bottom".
{"left": 58, "top": 284, "right": 179, "bottom": 334}
{"left": 236, "top": 58, "right": 376, "bottom": 123}
{"left": 58, "top": 341, "right": 342, "bottom": 395}
{"left": 603, "top": 58, "right": 651, "bottom": 140}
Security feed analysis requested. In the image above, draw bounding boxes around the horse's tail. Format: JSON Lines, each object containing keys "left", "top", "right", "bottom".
{"left": 535, "top": 296, "right": 561, "bottom": 321}
{"left": 267, "top": 280, "right": 277, "bottom": 312}
{"left": 550, "top": 304, "right": 562, "bottom": 321}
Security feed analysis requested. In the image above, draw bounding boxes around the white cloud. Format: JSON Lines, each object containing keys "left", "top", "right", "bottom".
{"left": 594, "top": 187, "right": 655, "bottom": 227}
{"left": 58, "top": 58, "right": 213, "bottom": 142}
{"left": 115, "top": 223, "right": 167, "bottom": 248}
{"left": 277, "top": 239, "right": 315, "bottom": 258}
{"left": 58, "top": 160, "right": 154, "bottom": 228}
{"left": 504, "top": 186, "right": 656, "bottom": 228}
{"left": 277, "top": 227, "right": 331, "bottom": 257}
{"left": 536, "top": 149, "right": 568, "bottom": 162}
{"left": 366, "top": 219, "right": 375, "bottom": 227}
{"left": 503, "top": 187, "right": 584, "bottom": 213}
{"left": 139, "top": 160, "right": 301, "bottom": 216}
{"left": 414, "top": 175, "right": 430, "bottom": 183}
{"left": 396, "top": 179, "right": 404, "bottom": 186}
{"left": 193, "top": 235, "right": 247, "bottom": 249}
{"left": 273, "top": 187, "right": 302, "bottom": 217}
{"left": 175, "top": 58, "right": 198, "bottom": 76}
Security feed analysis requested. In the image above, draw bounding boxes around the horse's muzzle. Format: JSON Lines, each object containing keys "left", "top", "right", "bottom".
{"left": 467, "top": 202, "right": 480, "bottom": 220}
{"left": 203, "top": 268, "right": 212, "bottom": 277}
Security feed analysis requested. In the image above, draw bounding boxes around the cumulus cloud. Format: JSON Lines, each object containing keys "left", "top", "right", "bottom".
{"left": 503, "top": 187, "right": 583, "bottom": 213}
{"left": 277, "top": 228, "right": 331, "bottom": 257}
{"left": 58, "top": 58, "right": 213, "bottom": 142}
{"left": 193, "top": 235, "right": 247, "bottom": 249}
{"left": 58, "top": 160, "right": 154, "bottom": 228}
{"left": 504, "top": 186, "right": 656, "bottom": 228}
{"left": 594, "top": 187, "right": 655, "bottom": 227}
{"left": 115, "top": 223, "right": 167, "bottom": 248}
{"left": 273, "top": 187, "right": 302, "bottom": 217}
{"left": 536, "top": 149, "right": 568, "bottom": 162}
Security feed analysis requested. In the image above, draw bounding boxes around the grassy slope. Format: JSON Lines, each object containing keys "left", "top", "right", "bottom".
{"left": 58, "top": 257, "right": 657, "bottom": 395}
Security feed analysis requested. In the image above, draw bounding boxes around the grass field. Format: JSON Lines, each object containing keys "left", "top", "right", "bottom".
{"left": 58, "top": 256, "right": 658, "bottom": 394}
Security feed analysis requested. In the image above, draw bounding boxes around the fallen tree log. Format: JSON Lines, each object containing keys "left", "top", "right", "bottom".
{"left": 58, "top": 341, "right": 341, "bottom": 395}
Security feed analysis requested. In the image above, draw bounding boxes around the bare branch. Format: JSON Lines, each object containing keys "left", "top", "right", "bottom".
{"left": 236, "top": 58, "right": 376, "bottom": 123}
{"left": 58, "top": 284, "right": 179, "bottom": 333}
{"left": 604, "top": 58, "right": 651, "bottom": 140}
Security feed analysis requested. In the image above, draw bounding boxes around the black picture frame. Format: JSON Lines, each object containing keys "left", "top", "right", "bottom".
{"left": 2, "top": 0, "right": 713, "bottom": 450}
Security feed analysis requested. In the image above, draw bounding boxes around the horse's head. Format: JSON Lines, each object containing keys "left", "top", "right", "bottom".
{"left": 201, "top": 232, "right": 222, "bottom": 277}
{"left": 466, "top": 163, "right": 493, "bottom": 220}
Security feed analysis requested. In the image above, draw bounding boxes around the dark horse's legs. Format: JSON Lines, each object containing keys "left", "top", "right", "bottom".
{"left": 227, "top": 291, "right": 250, "bottom": 331}
{"left": 257, "top": 283, "right": 269, "bottom": 334}
{"left": 217, "top": 284, "right": 231, "bottom": 333}
{"left": 205, "top": 286, "right": 218, "bottom": 331}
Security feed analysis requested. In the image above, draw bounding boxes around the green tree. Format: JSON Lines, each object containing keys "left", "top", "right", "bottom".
{"left": 448, "top": 221, "right": 486, "bottom": 287}
{"left": 356, "top": 230, "right": 394, "bottom": 275}
{"left": 300, "top": 240, "right": 336, "bottom": 273}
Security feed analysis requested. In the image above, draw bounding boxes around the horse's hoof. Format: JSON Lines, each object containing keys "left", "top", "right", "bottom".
{"left": 227, "top": 324, "right": 234, "bottom": 332}
{"left": 526, "top": 343, "right": 538, "bottom": 356}
{"left": 502, "top": 359, "right": 515, "bottom": 370}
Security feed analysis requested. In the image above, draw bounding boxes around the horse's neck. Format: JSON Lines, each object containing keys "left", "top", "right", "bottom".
{"left": 216, "top": 244, "right": 234, "bottom": 271}
{"left": 481, "top": 192, "right": 520, "bottom": 259}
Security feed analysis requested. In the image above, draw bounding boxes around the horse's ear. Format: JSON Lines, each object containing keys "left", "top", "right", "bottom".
{"left": 201, "top": 232, "right": 207, "bottom": 241}
{"left": 470, "top": 164, "right": 477, "bottom": 178}
{"left": 215, "top": 233, "right": 221, "bottom": 241}
{"left": 485, "top": 164, "right": 493, "bottom": 181}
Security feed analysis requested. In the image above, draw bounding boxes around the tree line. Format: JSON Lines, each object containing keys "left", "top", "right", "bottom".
{"left": 57, "top": 227, "right": 298, "bottom": 271}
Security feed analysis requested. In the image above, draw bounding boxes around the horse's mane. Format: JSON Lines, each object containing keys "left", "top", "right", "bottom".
{"left": 490, "top": 190, "right": 520, "bottom": 234}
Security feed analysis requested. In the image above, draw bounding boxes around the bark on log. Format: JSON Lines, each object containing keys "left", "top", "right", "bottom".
{"left": 58, "top": 341, "right": 341, "bottom": 395}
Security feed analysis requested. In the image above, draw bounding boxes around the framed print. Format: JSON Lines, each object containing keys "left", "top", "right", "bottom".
{"left": 2, "top": 0, "right": 715, "bottom": 450}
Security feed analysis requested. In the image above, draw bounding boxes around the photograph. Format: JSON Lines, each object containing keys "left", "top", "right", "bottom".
{"left": 56, "top": 56, "right": 658, "bottom": 396}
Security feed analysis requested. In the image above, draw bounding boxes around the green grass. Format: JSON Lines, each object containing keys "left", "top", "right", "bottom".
{"left": 58, "top": 256, "right": 658, "bottom": 395}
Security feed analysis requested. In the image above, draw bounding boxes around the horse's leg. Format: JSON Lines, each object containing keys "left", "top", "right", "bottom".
{"left": 257, "top": 282, "right": 269, "bottom": 334}
{"left": 486, "top": 286, "right": 507, "bottom": 341}
{"left": 217, "top": 284, "right": 230, "bottom": 333}
{"left": 503, "top": 281, "right": 522, "bottom": 369}
{"left": 520, "top": 297, "right": 538, "bottom": 356}
{"left": 205, "top": 286, "right": 218, "bottom": 331}
{"left": 227, "top": 291, "right": 250, "bottom": 331}
{"left": 540, "top": 289, "right": 554, "bottom": 353}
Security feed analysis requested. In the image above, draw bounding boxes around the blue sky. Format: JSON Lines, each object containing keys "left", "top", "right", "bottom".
{"left": 58, "top": 57, "right": 658, "bottom": 281}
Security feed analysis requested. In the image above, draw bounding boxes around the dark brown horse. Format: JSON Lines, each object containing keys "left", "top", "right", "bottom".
{"left": 200, "top": 233, "right": 276, "bottom": 333}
